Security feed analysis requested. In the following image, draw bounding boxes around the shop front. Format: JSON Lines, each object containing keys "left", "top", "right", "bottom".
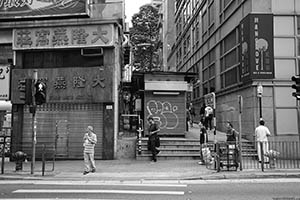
{"left": 9, "top": 21, "right": 121, "bottom": 160}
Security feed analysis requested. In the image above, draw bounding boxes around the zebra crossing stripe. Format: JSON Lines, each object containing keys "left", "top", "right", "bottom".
{"left": 13, "top": 189, "right": 184, "bottom": 195}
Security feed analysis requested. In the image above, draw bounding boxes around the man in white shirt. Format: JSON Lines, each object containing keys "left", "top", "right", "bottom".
{"left": 204, "top": 105, "right": 213, "bottom": 130}
{"left": 83, "top": 126, "right": 97, "bottom": 175}
{"left": 255, "top": 120, "right": 271, "bottom": 163}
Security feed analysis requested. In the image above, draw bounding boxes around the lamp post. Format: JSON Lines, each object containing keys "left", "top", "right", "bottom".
{"left": 257, "top": 83, "right": 263, "bottom": 120}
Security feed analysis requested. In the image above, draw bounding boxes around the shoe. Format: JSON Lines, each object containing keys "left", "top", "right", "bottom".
{"left": 198, "top": 161, "right": 204, "bottom": 165}
{"left": 91, "top": 168, "right": 96, "bottom": 173}
{"left": 83, "top": 171, "right": 89, "bottom": 175}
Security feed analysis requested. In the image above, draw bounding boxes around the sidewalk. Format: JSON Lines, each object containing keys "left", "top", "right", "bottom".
{"left": 1, "top": 158, "right": 300, "bottom": 181}
{"left": 1, "top": 125, "right": 300, "bottom": 181}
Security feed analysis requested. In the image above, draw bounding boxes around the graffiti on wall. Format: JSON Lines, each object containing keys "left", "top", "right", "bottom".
{"left": 146, "top": 100, "right": 179, "bottom": 130}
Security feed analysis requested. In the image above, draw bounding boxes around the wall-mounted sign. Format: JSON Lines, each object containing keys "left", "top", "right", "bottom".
{"left": 11, "top": 66, "right": 113, "bottom": 104}
{"left": 239, "top": 14, "right": 274, "bottom": 82}
{"left": 0, "top": 0, "right": 87, "bottom": 19}
{"left": 0, "top": 65, "right": 10, "bottom": 100}
{"left": 13, "top": 24, "right": 114, "bottom": 50}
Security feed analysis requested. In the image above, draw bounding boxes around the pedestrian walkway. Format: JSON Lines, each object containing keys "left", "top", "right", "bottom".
{"left": 1, "top": 158, "right": 300, "bottom": 181}
{"left": 1, "top": 125, "right": 300, "bottom": 181}
{"left": 185, "top": 123, "right": 227, "bottom": 142}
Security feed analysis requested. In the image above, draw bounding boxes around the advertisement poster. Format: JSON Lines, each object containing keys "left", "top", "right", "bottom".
{"left": 240, "top": 14, "right": 274, "bottom": 82}
{"left": 0, "top": 0, "right": 87, "bottom": 18}
{"left": 0, "top": 65, "right": 10, "bottom": 100}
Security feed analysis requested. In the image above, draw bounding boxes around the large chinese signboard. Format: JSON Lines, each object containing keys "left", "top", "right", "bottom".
{"left": 0, "top": 65, "right": 10, "bottom": 100}
{"left": 239, "top": 14, "right": 274, "bottom": 82}
{"left": 0, "top": 0, "right": 87, "bottom": 19}
{"left": 13, "top": 24, "right": 114, "bottom": 50}
{"left": 11, "top": 66, "right": 113, "bottom": 104}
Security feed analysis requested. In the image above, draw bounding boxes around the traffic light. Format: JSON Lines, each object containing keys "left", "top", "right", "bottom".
{"left": 35, "top": 81, "right": 46, "bottom": 105}
{"left": 291, "top": 76, "right": 300, "bottom": 100}
{"left": 18, "top": 79, "right": 33, "bottom": 105}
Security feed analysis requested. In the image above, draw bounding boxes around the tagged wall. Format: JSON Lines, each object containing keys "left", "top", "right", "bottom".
{"left": 144, "top": 91, "right": 185, "bottom": 136}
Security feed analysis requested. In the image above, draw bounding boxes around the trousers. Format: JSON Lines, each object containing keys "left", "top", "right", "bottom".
{"left": 84, "top": 152, "right": 96, "bottom": 172}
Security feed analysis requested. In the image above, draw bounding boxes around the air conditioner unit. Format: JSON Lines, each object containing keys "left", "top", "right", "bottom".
{"left": 81, "top": 47, "right": 103, "bottom": 56}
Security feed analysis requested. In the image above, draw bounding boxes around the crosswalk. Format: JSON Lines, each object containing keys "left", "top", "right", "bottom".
{"left": 1, "top": 180, "right": 187, "bottom": 199}
{"left": 13, "top": 189, "right": 185, "bottom": 195}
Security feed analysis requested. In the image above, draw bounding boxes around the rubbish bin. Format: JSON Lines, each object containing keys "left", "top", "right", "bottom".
{"left": 13, "top": 151, "right": 27, "bottom": 171}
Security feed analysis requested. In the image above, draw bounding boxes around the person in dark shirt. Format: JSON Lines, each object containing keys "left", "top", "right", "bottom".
{"left": 226, "top": 122, "right": 238, "bottom": 143}
{"left": 147, "top": 116, "right": 160, "bottom": 162}
{"left": 198, "top": 121, "right": 208, "bottom": 165}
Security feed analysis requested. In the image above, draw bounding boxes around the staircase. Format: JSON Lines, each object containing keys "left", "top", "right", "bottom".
{"left": 136, "top": 137, "right": 257, "bottom": 161}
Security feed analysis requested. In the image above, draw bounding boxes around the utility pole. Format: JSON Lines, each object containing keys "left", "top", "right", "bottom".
{"left": 31, "top": 70, "right": 37, "bottom": 174}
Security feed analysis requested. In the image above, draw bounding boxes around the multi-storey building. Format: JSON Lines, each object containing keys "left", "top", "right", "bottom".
{"left": 170, "top": 0, "right": 300, "bottom": 141}
{"left": 0, "top": 0, "right": 125, "bottom": 160}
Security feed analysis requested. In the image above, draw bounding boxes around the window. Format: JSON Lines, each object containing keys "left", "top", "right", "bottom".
{"left": 219, "top": 0, "right": 243, "bottom": 23}
{"left": 201, "top": 48, "right": 216, "bottom": 94}
{"left": 208, "top": 1, "right": 215, "bottom": 34}
{"left": 0, "top": 44, "right": 13, "bottom": 64}
{"left": 220, "top": 29, "right": 239, "bottom": 88}
{"left": 202, "top": 10, "right": 208, "bottom": 41}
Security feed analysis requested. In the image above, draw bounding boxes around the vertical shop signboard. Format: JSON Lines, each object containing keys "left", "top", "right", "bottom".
{"left": 240, "top": 14, "right": 274, "bottom": 82}
{"left": 0, "top": 65, "right": 10, "bottom": 100}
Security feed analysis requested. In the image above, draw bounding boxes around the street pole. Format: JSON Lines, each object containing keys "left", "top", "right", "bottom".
{"left": 31, "top": 70, "right": 37, "bottom": 175}
{"left": 238, "top": 95, "right": 243, "bottom": 171}
{"left": 257, "top": 83, "right": 263, "bottom": 120}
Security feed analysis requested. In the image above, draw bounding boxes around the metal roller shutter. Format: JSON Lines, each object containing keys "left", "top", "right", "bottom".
{"left": 144, "top": 91, "right": 185, "bottom": 136}
{"left": 22, "top": 103, "right": 103, "bottom": 160}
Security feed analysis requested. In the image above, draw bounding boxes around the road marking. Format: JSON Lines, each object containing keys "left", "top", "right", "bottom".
{"left": 181, "top": 178, "right": 300, "bottom": 185}
{"left": 0, "top": 180, "right": 187, "bottom": 188}
{"left": 13, "top": 189, "right": 184, "bottom": 195}
{"left": 0, "top": 198, "right": 126, "bottom": 200}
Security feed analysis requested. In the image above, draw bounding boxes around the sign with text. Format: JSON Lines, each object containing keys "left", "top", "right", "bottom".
{"left": 11, "top": 66, "right": 113, "bottom": 104}
{"left": 0, "top": 0, "right": 87, "bottom": 19}
{"left": 0, "top": 65, "right": 10, "bottom": 100}
{"left": 13, "top": 24, "right": 114, "bottom": 50}
{"left": 239, "top": 14, "right": 274, "bottom": 82}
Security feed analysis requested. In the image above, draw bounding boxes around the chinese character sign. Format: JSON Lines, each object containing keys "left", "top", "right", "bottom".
{"left": 11, "top": 66, "right": 113, "bottom": 104}
{"left": 0, "top": 0, "right": 86, "bottom": 18}
{"left": 239, "top": 14, "right": 274, "bottom": 82}
{"left": 13, "top": 24, "right": 114, "bottom": 50}
{"left": 0, "top": 65, "right": 10, "bottom": 100}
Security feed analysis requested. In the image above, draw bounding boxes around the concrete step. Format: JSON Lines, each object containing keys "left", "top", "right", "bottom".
{"left": 136, "top": 137, "right": 257, "bottom": 160}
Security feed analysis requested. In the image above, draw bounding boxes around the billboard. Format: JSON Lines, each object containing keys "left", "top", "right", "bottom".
{"left": 0, "top": 0, "right": 87, "bottom": 18}
{"left": 239, "top": 14, "right": 274, "bottom": 82}
{"left": 11, "top": 66, "right": 113, "bottom": 104}
{"left": 0, "top": 65, "right": 10, "bottom": 100}
{"left": 13, "top": 24, "right": 114, "bottom": 50}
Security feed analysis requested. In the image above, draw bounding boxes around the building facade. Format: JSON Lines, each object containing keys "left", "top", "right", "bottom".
{"left": 0, "top": 0, "right": 125, "bottom": 160}
{"left": 170, "top": 0, "right": 300, "bottom": 141}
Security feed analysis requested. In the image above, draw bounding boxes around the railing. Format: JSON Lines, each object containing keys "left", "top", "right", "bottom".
{"left": 207, "top": 141, "right": 300, "bottom": 171}
{"left": 1, "top": 143, "right": 56, "bottom": 175}
{"left": 242, "top": 141, "right": 300, "bottom": 171}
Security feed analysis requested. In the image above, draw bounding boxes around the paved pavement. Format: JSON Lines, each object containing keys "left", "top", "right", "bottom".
{"left": 0, "top": 124, "right": 299, "bottom": 181}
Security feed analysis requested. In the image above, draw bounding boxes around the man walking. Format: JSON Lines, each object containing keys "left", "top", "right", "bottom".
{"left": 83, "top": 125, "right": 97, "bottom": 175}
{"left": 255, "top": 120, "right": 271, "bottom": 163}
{"left": 147, "top": 117, "right": 160, "bottom": 162}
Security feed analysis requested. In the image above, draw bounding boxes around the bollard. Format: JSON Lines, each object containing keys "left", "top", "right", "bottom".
{"left": 42, "top": 145, "right": 46, "bottom": 176}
